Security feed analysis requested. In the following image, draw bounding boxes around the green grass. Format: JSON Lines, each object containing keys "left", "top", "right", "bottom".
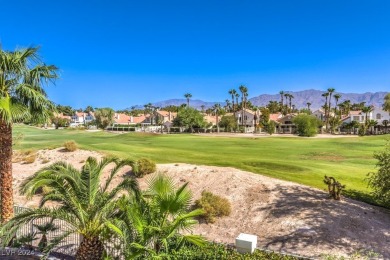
{"left": 13, "top": 125, "right": 389, "bottom": 206}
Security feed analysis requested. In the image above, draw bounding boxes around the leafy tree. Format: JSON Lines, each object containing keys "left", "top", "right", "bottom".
{"left": 266, "top": 101, "right": 279, "bottom": 113}
{"left": 0, "top": 46, "right": 58, "bottom": 222}
{"left": 263, "top": 120, "right": 276, "bottom": 135}
{"left": 0, "top": 157, "right": 139, "bottom": 259}
{"left": 368, "top": 141, "right": 390, "bottom": 207}
{"left": 328, "top": 116, "right": 342, "bottom": 134}
{"left": 56, "top": 105, "right": 74, "bottom": 116}
{"left": 51, "top": 116, "right": 70, "bottom": 129}
{"left": 113, "top": 174, "right": 206, "bottom": 259}
{"left": 218, "top": 115, "right": 238, "bottom": 132}
{"left": 173, "top": 107, "right": 206, "bottom": 132}
{"left": 84, "top": 106, "right": 94, "bottom": 113}
{"left": 95, "top": 107, "right": 115, "bottom": 129}
{"left": 293, "top": 114, "right": 322, "bottom": 137}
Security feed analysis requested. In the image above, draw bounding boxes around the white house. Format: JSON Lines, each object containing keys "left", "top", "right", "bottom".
{"left": 71, "top": 112, "right": 95, "bottom": 125}
{"left": 341, "top": 110, "right": 372, "bottom": 124}
{"left": 372, "top": 107, "right": 390, "bottom": 125}
{"left": 235, "top": 109, "right": 261, "bottom": 127}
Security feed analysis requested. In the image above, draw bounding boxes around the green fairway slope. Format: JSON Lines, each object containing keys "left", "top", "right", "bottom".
{"left": 13, "top": 125, "right": 388, "bottom": 206}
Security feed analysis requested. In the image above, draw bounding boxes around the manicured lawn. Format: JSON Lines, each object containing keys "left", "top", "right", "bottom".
{"left": 13, "top": 125, "right": 388, "bottom": 206}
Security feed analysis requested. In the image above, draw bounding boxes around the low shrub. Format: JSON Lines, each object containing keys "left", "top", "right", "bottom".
{"left": 13, "top": 150, "right": 37, "bottom": 164}
{"left": 195, "top": 191, "right": 231, "bottom": 223}
{"left": 133, "top": 158, "right": 156, "bottom": 177}
{"left": 24, "top": 153, "right": 37, "bottom": 164}
{"left": 63, "top": 141, "right": 78, "bottom": 152}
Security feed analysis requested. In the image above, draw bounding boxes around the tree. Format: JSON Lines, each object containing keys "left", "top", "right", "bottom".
{"left": 263, "top": 120, "right": 276, "bottom": 135}
{"left": 279, "top": 91, "right": 284, "bottom": 111}
{"left": 238, "top": 85, "right": 248, "bottom": 127}
{"left": 293, "top": 114, "right": 322, "bottom": 137}
{"left": 0, "top": 157, "right": 139, "bottom": 259}
{"left": 218, "top": 115, "right": 237, "bottom": 132}
{"left": 288, "top": 94, "right": 294, "bottom": 111}
{"left": 328, "top": 116, "right": 342, "bottom": 134}
{"left": 228, "top": 89, "right": 237, "bottom": 116}
{"left": 56, "top": 105, "right": 74, "bottom": 116}
{"left": 213, "top": 104, "right": 222, "bottom": 133}
{"left": 84, "top": 106, "right": 94, "bottom": 113}
{"left": 322, "top": 92, "right": 329, "bottom": 131}
{"left": 184, "top": 93, "right": 192, "bottom": 107}
{"left": 383, "top": 93, "right": 390, "bottom": 112}
{"left": 266, "top": 101, "right": 279, "bottom": 113}
{"left": 333, "top": 94, "right": 341, "bottom": 116}
{"left": 0, "top": 46, "right": 58, "bottom": 222}
{"left": 113, "top": 174, "right": 206, "bottom": 258}
{"left": 51, "top": 116, "right": 70, "bottom": 129}
{"left": 382, "top": 120, "right": 389, "bottom": 134}
{"left": 95, "top": 108, "right": 114, "bottom": 129}
{"left": 306, "top": 102, "right": 312, "bottom": 112}
{"left": 173, "top": 107, "right": 205, "bottom": 132}
{"left": 362, "top": 106, "right": 373, "bottom": 126}
{"left": 368, "top": 141, "right": 390, "bottom": 207}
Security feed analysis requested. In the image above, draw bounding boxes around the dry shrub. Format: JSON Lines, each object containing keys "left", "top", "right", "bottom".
{"left": 133, "top": 158, "right": 156, "bottom": 178}
{"left": 195, "top": 190, "right": 231, "bottom": 223}
{"left": 13, "top": 150, "right": 37, "bottom": 164}
{"left": 41, "top": 158, "right": 50, "bottom": 164}
{"left": 63, "top": 141, "right": 78, "bottom": 152}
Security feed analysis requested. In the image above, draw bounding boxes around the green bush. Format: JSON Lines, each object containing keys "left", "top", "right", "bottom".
{"left": 170, "top": 242, "right": 299, "bottom": 259}
{"left": 63, "top": 141, "right": 78, "bottom": 152}
{"left": 133, "top": 158, "right": 156, "bottom": 177}
{"left": 293, "top": 114, "right": 322, "bottom": 137}
{"left": 195, "top": 191, "right": 231, "bottom": 223}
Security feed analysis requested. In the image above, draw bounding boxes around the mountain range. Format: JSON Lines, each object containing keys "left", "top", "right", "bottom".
{"left": 128, "top": 89, "right": 388, "bottom": 111}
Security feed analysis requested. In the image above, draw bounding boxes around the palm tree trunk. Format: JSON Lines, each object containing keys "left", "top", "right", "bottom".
{"left": 0, "top": 119, "right": 14, "bottom": 223}
{"left": 76, "top": 236, "right": 104, "bottom": 260}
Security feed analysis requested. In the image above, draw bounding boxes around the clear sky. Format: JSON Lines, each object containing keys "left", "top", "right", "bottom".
{"left": 1, "top": 0, "right": 389, "bottom": 109}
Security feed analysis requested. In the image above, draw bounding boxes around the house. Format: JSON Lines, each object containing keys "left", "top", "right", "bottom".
{"left": 371, "top": 107, "right": 390, "bottom": 125}
{"left": 153, "top": 110, "right": 177, "bottom": 125}
{"left": 71, "top": 112, "right": 95, "bottom": 125}
{"left": 234, "top": 109, "right": 261, "bottom": 127}
{"left": 312, "top": 109, "right": 326, "bottom": 121}
{"left": 113, "top": 113, "right": 148, "bottom": 125}
{"left": 203, "top": 115, "right": 218, "bottom": 126}
{"left": 341, "top": 110, "right": 371, "bottom": 124}
{"left": 275, "top": 114, "right": 297, "bottom": 134}
{"left": 269, "top": 113, "right": 283, "bottom": 123}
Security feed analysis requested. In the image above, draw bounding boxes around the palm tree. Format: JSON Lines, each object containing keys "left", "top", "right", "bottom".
{"left": 225, "top": 99, "right": 231, "bottom": 111}
{"left": 113, "top": 174, "right": 205, "bottom": 258}
{"left": 288, "top": 94, "right": 294, "bottom": 111}
{"left": 283, "top": 93, "right": 289, "bottom": 114}
{"left": 0, "top": 46, "right": 58, "bottom": 223}
{"left": 362, "top": 106, "right": 373, "bottom": 126}
{"left": 307, "top": 102, "right": 312, "bottom": 111}
{"left": 184, "top": 93, "right": 192, "bottom": 107}
{"left": 213, "top": 103, "right": 222, "bottom": 133}
{"left": 228, "top": 89, "right": 237, "bottom": 115}
{"left": 333, "top": 94, "right": 341, "bottom": 116}
{"left": 279, "top": 91, "right": 284, "bottom": 111}
{"left": 322, "top": 92, "right": 329, "bottom": 130}
{"left": 200, "top": 105, "right": 205, "bottom": 113}
{"left": 235, "top": 93, "right": 240, "bottom": 113}
{"left": 239, "top": 85, "right": 248, "bottom": 128}
{"left": 0, "top": 157, "right": 139, "bottom": 259}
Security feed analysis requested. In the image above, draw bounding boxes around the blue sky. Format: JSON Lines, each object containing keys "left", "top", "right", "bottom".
{"left": 1, "top": 0, "right": 389, "bottom": 109}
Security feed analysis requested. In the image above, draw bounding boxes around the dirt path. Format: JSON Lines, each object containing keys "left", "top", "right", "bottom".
{"left": 12, "top": 149, "right": 390, "bottom": 259}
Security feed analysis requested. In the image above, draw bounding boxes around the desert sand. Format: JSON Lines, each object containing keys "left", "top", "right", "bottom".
{"left": 12, "top": 148, "right": 390, "bottom": 259}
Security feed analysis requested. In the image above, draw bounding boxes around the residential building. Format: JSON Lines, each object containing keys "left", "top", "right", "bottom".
{"left": 275, "top": 114, "right": 297, "bottom": 134}
{"left": 372, "top": 107, "right": 390, "bottom": 125}
{"left": 71, "top": 112, "right": 95, "bottom": 125}
{"left": 341, "top": 110, "right": 372, "bottom": 124}
{"left": 234, "top": 109, "right": 261, "bottom": 127}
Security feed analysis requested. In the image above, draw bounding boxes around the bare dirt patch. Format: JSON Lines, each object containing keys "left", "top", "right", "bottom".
{"left": 11, "top": 149, "right": 390, "bottom": 259}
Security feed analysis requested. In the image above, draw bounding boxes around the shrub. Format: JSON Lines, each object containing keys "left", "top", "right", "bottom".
{"left": 293, "top": 114, "right": 322, "bottom": 137}
{"left": 133, "top": 158, "right": 156, "bottom": 177}
{"left": 195, "top": 191, "right": 231, "bottom": 223}
{"left": 13, "top": 150, "right": 37, "bottom": 164}
{"left": 24, "top": 153, "right": 37, "bottom": 164}
{"left": 63, "top": 141, "right": 78, "bottom": 152}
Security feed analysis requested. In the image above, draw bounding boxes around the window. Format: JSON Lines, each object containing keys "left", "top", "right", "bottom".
{"left": 376, "top": 113, "right": 381, "bottom": 120}
{"left": 353, "top": 116, "right": 360, "bottom": 121}
{"left": 244, "top": 116, "right": 248, "bottom": 120}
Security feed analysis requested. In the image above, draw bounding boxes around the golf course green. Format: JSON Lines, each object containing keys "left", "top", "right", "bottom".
{"left": 13, "top": 125, "right": 388, "bottom": 206}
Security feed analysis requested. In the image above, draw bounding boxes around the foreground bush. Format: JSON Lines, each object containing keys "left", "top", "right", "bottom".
{"left": 293, "top": 114, "right": 322, "bottom": 137}
{"left": 171, "top": 242, "right": 299, "bottom": 259}
{"left": 63, "top": 140, "right": 78, "bottom": 152}
{"left": 195, "top": 191, "right": 231, "bottom": 223}
{"left": 133, "top": 158, "right": 156, "bottom": 177}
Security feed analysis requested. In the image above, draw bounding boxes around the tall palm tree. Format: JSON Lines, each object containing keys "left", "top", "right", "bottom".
{"left": 0, "top": 46, "right": 58, "bottom": 223}
{"left": 0, "top": 157, "right": 139, "bottom": 259}
{"left": 362, "top": 106, "right": 373, "bottom": 126}
{"left": 228, "top": 89, "right": 237, "bottom": 115}
{"left": 235, "top": 93, "right": 240, "bottom": 112}
{"left": 213, "top": 103, "right": 222, "bottom": 133}
{"left": 283, "top": 93, "right": 289, "bottom": 114}
{"left": 322, "top": 93, "right": 329, "bottom": 130}
{"left": 112, "top": 174, "right": 206, "bottom": 258}
{"left": 333, "top": 94, "right": 341, "bottom": 116}
{"left": 307, "top": 102, "right": 312, "bottom": 111}
{"left": 184, "top": 93, "right": 192, "bottom": 107}
{"left": 200, "top": 105, "right": 205, "bottom": 113}
{"left": 239, "top": 85, "right": 248, "bottom": 127}
{"left": 225, "top": 99, "right": 231, "bottom": 111}
{"left": 279, "top": 91, "right": 284, "bottom": 111}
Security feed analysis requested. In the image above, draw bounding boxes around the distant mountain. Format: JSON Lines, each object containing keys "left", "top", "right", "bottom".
{"left": 127, "top": 89, "right": 388, "bottom": 110}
